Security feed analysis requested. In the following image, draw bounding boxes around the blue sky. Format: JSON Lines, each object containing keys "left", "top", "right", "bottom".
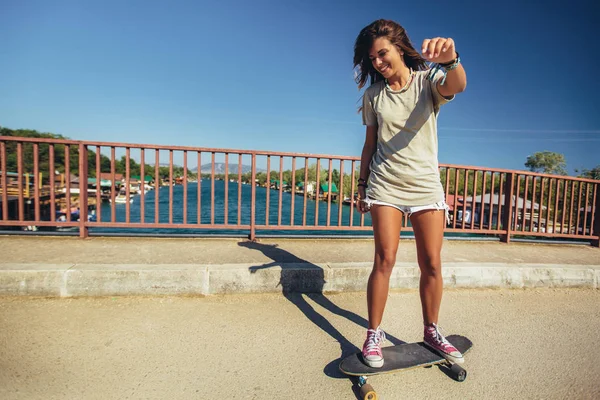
{"left": 1, "top": 0, "right": 598, "bottom": 175}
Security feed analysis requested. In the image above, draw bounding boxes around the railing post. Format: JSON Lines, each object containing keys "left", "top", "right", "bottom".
{"left": 593, "top": 182, "right": 600, "bottom": 247}
{"left": 79, "top": 143, "right": 89, "bottom": 238}
{"left": 500, "top": 172, "right": 515, "bottom": 243}
{"left": 249, "top": 153, "right": 257, "bottom": 241}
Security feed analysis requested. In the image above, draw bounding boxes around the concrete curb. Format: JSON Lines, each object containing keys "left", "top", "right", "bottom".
{"left": 0, "top": 262, "right": 599, "bottom": 297}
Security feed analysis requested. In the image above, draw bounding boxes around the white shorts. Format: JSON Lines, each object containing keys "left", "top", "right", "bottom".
{"left": 364, "top": 197, "right": 451, "bottom": 225}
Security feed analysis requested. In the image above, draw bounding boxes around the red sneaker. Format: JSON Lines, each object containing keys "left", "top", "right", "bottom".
{"left": 361, "top": 328, "right": 386, "bottom": 368}
{"left": 423, "top": 323, "right": 464, "bottom": 364}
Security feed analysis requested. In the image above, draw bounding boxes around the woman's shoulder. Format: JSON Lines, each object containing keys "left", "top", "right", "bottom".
{"left": 364, "top": 80, "right": 385, "bottom": 98}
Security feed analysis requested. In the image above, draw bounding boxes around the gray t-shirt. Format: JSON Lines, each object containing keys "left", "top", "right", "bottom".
{"left": 362, "top": 69, "right": 453, "bottom": 206}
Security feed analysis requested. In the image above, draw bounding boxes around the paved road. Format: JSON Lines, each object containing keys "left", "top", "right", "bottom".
{"left": 1, "top": 289, "right": 598, "bottom": 399}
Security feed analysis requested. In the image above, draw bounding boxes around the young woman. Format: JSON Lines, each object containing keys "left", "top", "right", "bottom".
{"left": 353, "top": 19, "right": 467, "bottom": 368}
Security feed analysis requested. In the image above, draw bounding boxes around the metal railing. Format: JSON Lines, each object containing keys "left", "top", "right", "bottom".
{"left": 1, "top": 136, "right": 598, "bottom": 245}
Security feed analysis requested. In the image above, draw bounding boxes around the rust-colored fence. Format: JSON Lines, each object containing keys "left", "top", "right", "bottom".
{"left": 1, "top": 136, "right": 598, "bottom": 246}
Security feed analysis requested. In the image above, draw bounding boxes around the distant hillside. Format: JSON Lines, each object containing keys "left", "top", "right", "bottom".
{"left": 191, "top": 163, "right": 264, "bottom": 174}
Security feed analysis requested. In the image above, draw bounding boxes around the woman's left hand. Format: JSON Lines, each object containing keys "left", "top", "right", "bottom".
{"left": 421, "top": 37, "right": 457, "bottom": 64}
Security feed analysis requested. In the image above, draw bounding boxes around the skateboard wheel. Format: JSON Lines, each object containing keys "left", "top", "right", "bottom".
{"left": 449, "top": 364, "right": 467, "bottom": 382}
{"left": 360, "top": 383, "right": 377, "bottom": 400}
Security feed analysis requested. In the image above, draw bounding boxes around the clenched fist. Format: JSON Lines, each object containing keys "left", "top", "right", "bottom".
{"left": 421, "top": 37, "right": 457, "bottom": 64}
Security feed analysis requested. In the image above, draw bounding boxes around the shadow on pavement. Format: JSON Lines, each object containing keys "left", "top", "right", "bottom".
{"left": 238, "top": 240, "right": 406, "bottom": 389}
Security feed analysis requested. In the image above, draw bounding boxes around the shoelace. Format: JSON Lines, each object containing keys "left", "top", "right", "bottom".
{"left": 365, "top": 329, "right": 386, "bottom": 354}
{"left": 428, "top": 325, "right": 454, "bottom": 351}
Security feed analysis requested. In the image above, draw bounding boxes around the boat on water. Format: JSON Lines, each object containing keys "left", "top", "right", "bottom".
{"left": 111, "top": 194, "right": 134, "bottom": 204}
{"left": 110, "top": 189, "right": 135, "bottom": 204}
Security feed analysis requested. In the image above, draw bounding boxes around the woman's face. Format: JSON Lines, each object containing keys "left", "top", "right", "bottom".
{"left": 368, "top": 37, "right": 405, "bottom": 79}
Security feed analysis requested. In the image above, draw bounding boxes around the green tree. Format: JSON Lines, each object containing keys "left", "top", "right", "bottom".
{"left": 294, "top": 168, "right": 307, "bottom": 185}
{"left": 255, "top": 172, "right": 267, "bottom": 186}
{"left": 282, "top": 170, "right": 292, "bottom": 186}
{"left": 525, "top": 151, "right": 567, "bottom": 175}
{"left": 1, "top": 127, "right": 84, "bottom": 182}
{"left": 575, "top": 165, "right": 600, "bottom": 180}
{"left": 331, "top": 169, "right": 340, "bottom": 188}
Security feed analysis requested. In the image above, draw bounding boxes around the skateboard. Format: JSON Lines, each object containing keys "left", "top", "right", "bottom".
{"left": 339, "top": 335, "right": 472, "bottom": 400}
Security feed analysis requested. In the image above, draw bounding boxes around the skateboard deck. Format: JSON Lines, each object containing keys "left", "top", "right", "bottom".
{"left": 340, "top": 334, "right": 472, "bottom": 376}
{"left": 339, "top": 335, "right": 472, "bottom": 399}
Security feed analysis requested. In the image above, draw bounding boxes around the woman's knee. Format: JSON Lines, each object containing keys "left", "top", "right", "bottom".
{"left": 374, "top": 249, "right": 397, "bottom": 273}
{"left": 418, "top": 253, "right": 442, "bottom": 276}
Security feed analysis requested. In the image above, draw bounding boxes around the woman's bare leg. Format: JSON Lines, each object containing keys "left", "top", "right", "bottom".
{"left": 367, "top": 205, "right": 403, "bottom": 329}
{"left": 410, "top": 209, "right": 445, "bottom": 325}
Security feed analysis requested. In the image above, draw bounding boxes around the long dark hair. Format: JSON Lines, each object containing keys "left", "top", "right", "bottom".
{"left": 353, "top": 19, "right": 427, "bottom": 90}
